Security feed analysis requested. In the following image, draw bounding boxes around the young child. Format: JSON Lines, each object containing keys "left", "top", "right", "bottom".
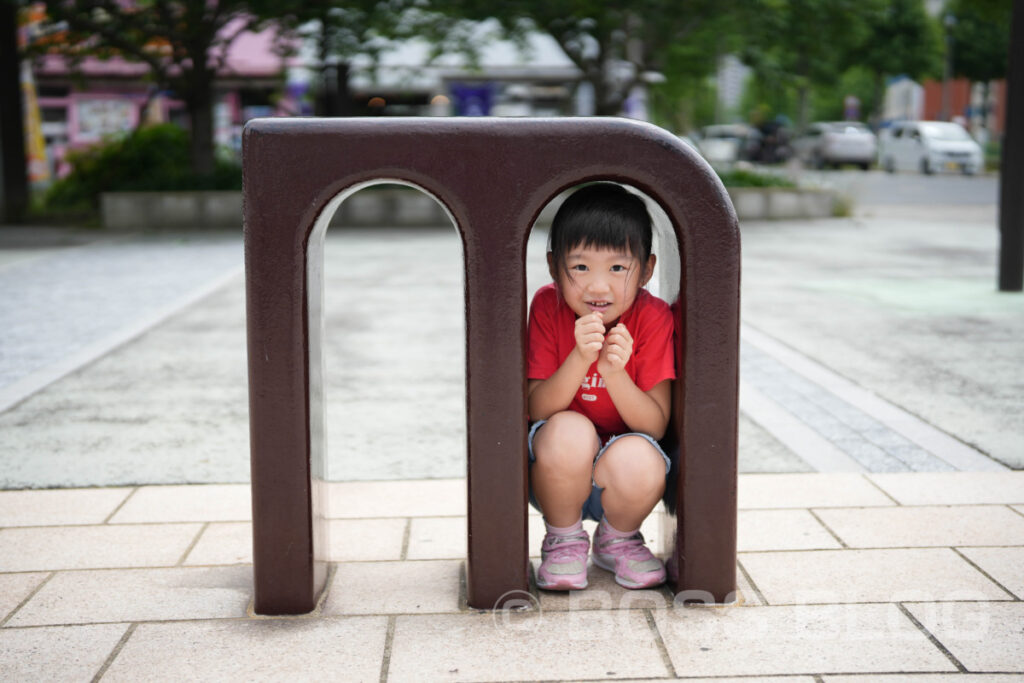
{"left": 527, "top": 182, "right": 675, "bottom": 591}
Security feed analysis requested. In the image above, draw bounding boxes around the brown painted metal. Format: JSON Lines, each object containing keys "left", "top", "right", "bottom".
{"left": 243, "top": 117, "right": 739, "bottom": 614}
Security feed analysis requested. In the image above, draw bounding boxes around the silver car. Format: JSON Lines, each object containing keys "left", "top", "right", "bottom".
{"left": 791, "top": 121, "right": 877, "bottom": 170}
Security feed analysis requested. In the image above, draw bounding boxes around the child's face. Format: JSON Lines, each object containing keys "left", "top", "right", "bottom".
{"left": 550, "top": 244, "right": 655, "bottom": 326}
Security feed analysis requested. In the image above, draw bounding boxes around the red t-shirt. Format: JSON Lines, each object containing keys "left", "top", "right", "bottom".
{"left": 527, "top": 283, "right": 676, "bottom": 439}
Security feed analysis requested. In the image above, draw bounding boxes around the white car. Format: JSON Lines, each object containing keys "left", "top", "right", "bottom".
{"left": 791, "top": 121, "right": 877, "bottom": 170}
{"left": 879, "top": 121, "right": 983, "bottom": 176}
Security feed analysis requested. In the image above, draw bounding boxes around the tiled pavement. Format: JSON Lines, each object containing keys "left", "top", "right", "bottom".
{"left": 1, "top": 473, "right": 1022, "bottom": 680}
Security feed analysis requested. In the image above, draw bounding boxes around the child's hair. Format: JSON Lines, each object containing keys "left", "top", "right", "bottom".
{"left": 549, "top": 183, "right": 653, "bottom": 276}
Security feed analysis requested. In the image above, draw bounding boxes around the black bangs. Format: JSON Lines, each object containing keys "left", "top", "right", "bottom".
{"left": 549, "top": 183, "right": 652, "bottom": 272}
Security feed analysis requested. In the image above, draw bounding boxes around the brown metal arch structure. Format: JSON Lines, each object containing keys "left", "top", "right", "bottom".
{"left": 243, "top": 117, "right": 739, "bottom": 614}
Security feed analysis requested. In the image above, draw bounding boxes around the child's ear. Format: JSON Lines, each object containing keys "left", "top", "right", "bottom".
{"left": 640, "top": 254, "right": 657, "bottom": 286}
{"left": 547, "top": 251, "right": 557, "bottom": 280}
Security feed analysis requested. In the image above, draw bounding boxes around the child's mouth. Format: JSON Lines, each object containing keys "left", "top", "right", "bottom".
{"left": 586, "top": 301, "right": 611, "bottom": 312}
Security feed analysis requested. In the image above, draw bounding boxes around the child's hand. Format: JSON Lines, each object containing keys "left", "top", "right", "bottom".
{"left": 574, "top": 312, "right": 605, "bottom": 363}
{"left": 598, "top": 323, "right": 632, "bottom": 376}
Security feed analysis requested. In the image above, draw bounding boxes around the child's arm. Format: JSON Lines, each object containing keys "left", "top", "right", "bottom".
{"left": 527, "top": 311, "right": 605, "bottom": 420}
{"left": 599, "top": 324, "right": 672, "bottom": 439}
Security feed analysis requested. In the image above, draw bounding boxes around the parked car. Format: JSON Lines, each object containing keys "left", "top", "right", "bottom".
{"left": 694, "top": 124, "right": 762, "bottom": 165}
{"left": 791, "top": 121, "right": 877, "bottom": 170}
{"left": 878, "top": 121, "right": 983, "bottom": 176}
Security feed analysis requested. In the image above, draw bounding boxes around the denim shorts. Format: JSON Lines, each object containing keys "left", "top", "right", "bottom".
{"left": 527, "top": 419, "right": 672, "bottom": 522}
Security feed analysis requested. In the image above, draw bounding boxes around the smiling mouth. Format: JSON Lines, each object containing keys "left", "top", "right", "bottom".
{"left": 585, "top": 301, "right": 612, "bottom": 311}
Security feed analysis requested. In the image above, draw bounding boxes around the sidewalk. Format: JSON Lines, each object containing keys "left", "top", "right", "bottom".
{"left": 1, "top": 201, "right": 1023, "bottom": 680}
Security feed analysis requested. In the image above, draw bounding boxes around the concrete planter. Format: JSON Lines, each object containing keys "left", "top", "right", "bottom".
{"left": 102, "top": 185, "right": 838, "bottom": 229}
{"left": 102, "top": 191, "right": 243, "bottom": 230}
{"left": 726, "top": 186, "right": 839, "bottom": 220}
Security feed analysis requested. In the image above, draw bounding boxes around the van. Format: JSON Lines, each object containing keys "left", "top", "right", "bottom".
{"left": 878, "top": 121, "right": 983, "bottom": 176}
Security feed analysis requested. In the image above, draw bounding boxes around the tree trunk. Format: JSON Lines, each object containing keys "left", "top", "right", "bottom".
{"left": 870, "top": 71, "right": 885, "bottom": 129}
{"left": 1, "top": 1, "right": 28, "bottom": 222}
{"left": 797, "top": 85, "right": 811, "bottom": 132}
{"left": 187, "top": 86, "right": 215, "bottom": 177}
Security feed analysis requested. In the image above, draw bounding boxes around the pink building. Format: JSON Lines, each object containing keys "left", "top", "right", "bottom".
{"left": 30, "top": 19, "right": 294, "bottom": 177}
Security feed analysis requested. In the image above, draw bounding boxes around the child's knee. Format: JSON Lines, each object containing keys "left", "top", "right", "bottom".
{"left": 533, "top": 411, "right": 600, "bottom": 470}
{"left": 594, "top": 438, "right": 666, "bottom": 497}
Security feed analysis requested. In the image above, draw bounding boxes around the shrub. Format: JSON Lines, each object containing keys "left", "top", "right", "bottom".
{"left": 44, "top": 124, "right": 241, "bottom": 211}
{"left": 716, "top": 168, "right": 797, "bottom": 188}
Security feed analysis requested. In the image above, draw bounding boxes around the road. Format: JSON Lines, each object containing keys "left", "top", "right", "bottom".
{"left": 788, "top": 167, "right": 999, "bottom": 209}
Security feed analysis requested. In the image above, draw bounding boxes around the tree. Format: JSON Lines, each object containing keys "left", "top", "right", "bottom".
{"left": 272, "top": 0, "right": 446, "bottom": 116}
{"left": 428, "top": 0, "right": 742, "bottom": 117}
{"left": 26, "top": 0, "right": 274, "bottom": 176}
{"left": 946, "top": 0, "right": 1011, "bottom": 130}
{"left": 740, "top": 0, "right": 869, "bottom": 130}
{"left": 853, "top": 0, "right": 942, "bottom": 124}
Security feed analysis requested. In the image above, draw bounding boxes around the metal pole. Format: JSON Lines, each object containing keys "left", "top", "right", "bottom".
{"left": 999, "top": 0, "right": 1024, "bottom": 292}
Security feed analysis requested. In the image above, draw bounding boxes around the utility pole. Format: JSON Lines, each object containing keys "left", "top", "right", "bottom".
{"left": 999, "top": 0, "right": 1024, "bottom": 292}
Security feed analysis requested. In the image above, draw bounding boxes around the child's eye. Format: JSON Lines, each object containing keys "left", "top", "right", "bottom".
{"left": 610, "top": 265, "right": 628, "bottom": 272}
{"left": 571, "top": 264, "right": 588, "bottom": 272}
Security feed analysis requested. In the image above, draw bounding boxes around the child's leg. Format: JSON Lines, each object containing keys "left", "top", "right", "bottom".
{"left": 592, "top": 436, "right": 667, "bottom": 532}
{"left": 591, "top": 436, "right": 668, "bottom": 589}
{"left": 530, "top": 410, "right": 601, "bottom": 527}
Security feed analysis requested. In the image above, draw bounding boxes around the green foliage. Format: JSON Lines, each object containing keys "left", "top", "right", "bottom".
{"left": 810, "top": 66, "right": 878, "bottom": 122}
{"left": 428, "top": 0, "right": 744, "bottom": 115}
{"left": 945, "top": 0, "right": 1011, "bottom": 83}
{"left": 740, "top": 0, "right": 941, "bottom": 127}
{"left": 44, "top": 124, "right": 241, "bottom": 211}
{"left": 716, "top": 169, "right": 796, "bottom": 188}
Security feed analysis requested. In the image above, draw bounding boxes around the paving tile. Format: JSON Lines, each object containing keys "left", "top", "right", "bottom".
{"left": 184, "top": 518, "right": 406, "bottom": 565}
{"left": 738, "top": 509, "right": 842, "bottom": 551}
{"left": 387, "top": 610, "right": 669, "bottom": 681}
{"left": 659, "top": 678, "right": 816, "bottom": 683}
{"left": 0, "top": 487, "right": 132, "bottom": 526}
{"left": 869, "top": 472, "right": 1024, "bottom": 506}
{"left": 825, "top": 675, "right": 1024, "bottom": 682}
{"left": 0, "top": 523, "right": 201, "bottom": 572}
{"left": 957, "top": 547, "right": 1024, "bottom": 599}
{"left": 182, "top": 522, "right": 251, "bottom": 565}
{"left": 653, "top": 603, "right": 954, "bottom": 676}
{"left": 740, "top": 548, "right": 1012, "bottom": 605}
{"left": 0, "top": 624, "right": 128, "bottom": 681}
{"left": 109, "top": 484, "right": 251, "bottom": 523}
{"left": 322, "top": 560, "right": 462, "bottom": 615}
{"left": 7, "top": 566, "right": 252, "bottom": 626}
{"left": 328, "top": 479, "right": 466, "bottom": 518}
{"left": 739, "top": 473, "right": 895, "bottom": 509}
{"left": 816, "top": 506, "right": 1024, "bottom": 548}
{"left": 407, "top": 517, "right": 465, "bottom": 560}
{"left": 0, "top": 572, "right": 48, "bottom": 622}
{"left": 904, "top": 602, "right": 1024, "bottom": 672}
{"left": 102, "top": 617, "right": 387, "bottom": 682}
{"left": 735, "top": 563, "right": 765, "bottom": 606}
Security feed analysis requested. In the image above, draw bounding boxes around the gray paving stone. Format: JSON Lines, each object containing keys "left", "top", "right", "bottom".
{"left": 387, "top": 611, "right": 670, "bottom": 681}
{"left": 653, "top": 603, "right": 954, "bottom": 677}
{"left": 7, "top": 566, "right": 252, "bottom": 626}
{"left": 0, "top": 572, "right": 48, "bottom": 622}
{"left": 0, "top": 523, "right": 202, "bottom": 572}
{"left": 0, "top": 487, "right": 132, "bottom": 526}
{"left": 102, "top": 617, "right": 388, "bottom": 682}
{"left": 904, "top": 602, "right": 1024, "bottom": 672}
{"left": 0, "top": 623, "right": 128, "bottom": 682}
{"left": 740, "top": 548, "right": 1011, "bottom": 605}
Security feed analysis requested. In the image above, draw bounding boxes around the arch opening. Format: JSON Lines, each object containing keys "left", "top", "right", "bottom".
{"left": 306, "top": 181, "right": 467, "bottom": 484}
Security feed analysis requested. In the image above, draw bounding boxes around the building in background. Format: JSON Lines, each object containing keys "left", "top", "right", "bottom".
{"left": 27, "top": 18, "right": 288, "bottom": 179}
